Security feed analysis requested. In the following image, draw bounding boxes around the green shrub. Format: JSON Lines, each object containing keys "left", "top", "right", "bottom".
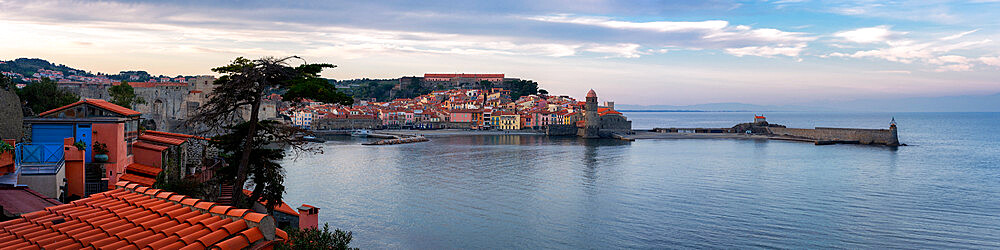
{"left": 278, "top": 223, "right": 358, "bottom": 250}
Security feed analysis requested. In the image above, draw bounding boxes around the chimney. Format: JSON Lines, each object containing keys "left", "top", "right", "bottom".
{"left": 297, "top": 204, "right": 320, "bottom": 229}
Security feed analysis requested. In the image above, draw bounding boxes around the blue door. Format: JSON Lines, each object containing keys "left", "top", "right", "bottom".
{"left": 76, "top": 124, "right": 92, "bottom": 163}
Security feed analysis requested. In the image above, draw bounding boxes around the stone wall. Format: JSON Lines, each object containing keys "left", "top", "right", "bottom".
{"left": 424, "top": 122, "right": 473, "bottom": 129}
{"left": 768, "top": 127, "right": 899, "bottom": 146}
{"left": 0, "top": 88, "right": 22, "bottom": 140}
{"left": 312, "top": 118, "right": 381, "bottom": 130}
{"left": 599, "top": 115, "right": 632, "bottom": 135}
{"left": 546, "top": 124, "right": 577, "bottom": 136}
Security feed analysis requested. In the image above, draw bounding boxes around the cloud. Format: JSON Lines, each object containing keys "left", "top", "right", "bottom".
{"left": 865, "top": 70, "right": 912, "bottom": 74}
{"left": 935, "top": 64, "right": 973, "bottom": 72}
{"left": 834, "top": 26, "right": 904, "bottom": 44}
{"left": 940, "top": 29, "right": 980, "bottom": 41}
{"left": 526, "top": 14, "right": 815, "bottom": 57}
{"left": 525, "top": 15, "right": 729, "bottom": 33}
{"left": 582, "top": 43, "right": 642, "bottom": 58}
{"left": 826, "top": 25, "right": 995, "bottom": 71}
{"left": 724, "top": 44, "right": 806, "bottom": 58}
{"left": 981, "top": 56, "right": 1000, "bottom": 67}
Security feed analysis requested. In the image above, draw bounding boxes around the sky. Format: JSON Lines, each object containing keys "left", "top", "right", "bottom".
{"left": 2, "top": 0, "right": 999, "bottom": 105}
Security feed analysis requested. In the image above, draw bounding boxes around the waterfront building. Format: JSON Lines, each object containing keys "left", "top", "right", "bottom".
{"left": 291, "top": 110, "right": 314, "bottom": 129}
{"left": 497, "top": 112, "right": 521, "bottom": 130}
{"left": 449, "top": 110, "right": 475, "bottom": 123}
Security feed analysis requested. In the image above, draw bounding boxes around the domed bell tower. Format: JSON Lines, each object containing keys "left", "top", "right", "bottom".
{"left": 583, "top": 89, "right": 600, "bottom": 138}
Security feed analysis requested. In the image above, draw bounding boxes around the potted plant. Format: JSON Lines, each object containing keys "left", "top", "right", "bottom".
{"left": 0, "top": 140, "right": 14, "bottom": 163}
{"left": 93, "top": 142, "right": 109, "bottom": 162}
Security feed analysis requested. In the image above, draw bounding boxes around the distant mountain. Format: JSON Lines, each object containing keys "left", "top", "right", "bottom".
{"left": 808, "top": 93, "right": 1000, "bottom": 112}
{"left": 619, "top": 93, "right": 1000, "bottom": 112}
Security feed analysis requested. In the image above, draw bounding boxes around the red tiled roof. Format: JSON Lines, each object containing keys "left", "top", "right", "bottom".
{"left": 127, "top": 163, "right": 162, "bottom": 176}
{"left": 145, "top": 130, "right": 210, "bottom": 141}
{"left": 241, "top": 190, "right": 299, "bottom": 217}
{"left": 38, "top": 99, "right": 141, "bottom": 117}
{"left": 597, "top": 107, "right": 623, "bottom": 116}
{"left": 133, "top": 142, "right": 168, "bottom": 152}
{"left": 119, "top": 173, "right": 155, "bottom": 187}
{"left": 139, "top": 134, "right": 186, "bottom": 146}
{"left": 0, "top": 181, "right": 287, "bottom": 249}
{"left": 0, "top": 186, "right": 62, "bottom": 217}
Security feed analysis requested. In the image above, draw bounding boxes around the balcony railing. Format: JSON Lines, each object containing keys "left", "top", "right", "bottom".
{"left": 15, "top": 143, "right": 65, "bottom": 175}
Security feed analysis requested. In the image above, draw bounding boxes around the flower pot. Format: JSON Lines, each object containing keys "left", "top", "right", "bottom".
{"left": 94, "top": 154, "right": 109, "bottom": 163}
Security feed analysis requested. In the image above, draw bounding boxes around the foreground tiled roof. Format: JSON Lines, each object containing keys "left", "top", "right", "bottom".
{"left": 0, "top": 181, "right": 287, "bottom": 249}
{"left": 241, "top": 190, "right": 298, "bottom": 217}
{"left": 38, "top": 99, "right": 141, "bottom": 117}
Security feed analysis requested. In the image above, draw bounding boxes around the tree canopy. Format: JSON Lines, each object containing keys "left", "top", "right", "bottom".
{"left": 188, "top": 56, "right": 352, "bottom": 211}
{"left": 108, "top": 81, "right": 146, "bottom": 109}
{"left": 506, "top": 79, "right": 539, "bottom": 100}
{"left": 15, "top": 78, "right": 79, "bottom": 115}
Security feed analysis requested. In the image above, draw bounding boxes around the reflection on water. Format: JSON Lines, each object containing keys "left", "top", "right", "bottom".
{"left": 281, "top": 113, "right": 1000, "bottom": 249}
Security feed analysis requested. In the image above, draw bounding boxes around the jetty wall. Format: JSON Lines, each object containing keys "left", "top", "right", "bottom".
{"left": 546, "top": 124, "right": 577, "bottom": 136}
{"left": 768, "top": 127, "right": 898, "bottom": 146}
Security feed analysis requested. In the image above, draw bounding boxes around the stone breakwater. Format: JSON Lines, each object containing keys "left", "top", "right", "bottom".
{"left": 767, "top": 127, "right": 899, "bottom": 146}
{"left": 363, "top": 132, "right": 429, "bottom": 145}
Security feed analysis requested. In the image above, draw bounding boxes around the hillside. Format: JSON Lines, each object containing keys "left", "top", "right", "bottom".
{"left": 1, "top": 58, "right": 185, "bottom": 83}
{"left": 0, "top": 58, "right": 96, "bottom": 79}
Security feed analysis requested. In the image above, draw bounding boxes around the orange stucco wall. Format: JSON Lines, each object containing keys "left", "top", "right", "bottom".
{"left": 133, "top": 147, "right": 162, "bottom": 168}
{"left": 93, "top": 123, "right": 133, "bottom": 188}
{"left": 63, "top": 138, "right": 86, "bottom": 199}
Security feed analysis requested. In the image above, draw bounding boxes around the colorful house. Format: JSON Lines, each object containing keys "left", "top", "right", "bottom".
{"left": 20, "top": 99, "right": 141, "bottom": 199}
{"left": 17, "top": 99, "right": 205, "bottom": 202}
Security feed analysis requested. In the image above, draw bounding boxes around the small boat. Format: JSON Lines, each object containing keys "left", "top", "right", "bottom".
{"left": 351, "top": 129, "right": 372, "bottom": 137}
{"left": 302, "top": 135, "right": 324, "bottom": 142}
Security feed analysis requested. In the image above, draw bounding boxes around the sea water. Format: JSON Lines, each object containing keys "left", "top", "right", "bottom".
{"left": 281, "top": 112, "right": 1000, "bottom": 249}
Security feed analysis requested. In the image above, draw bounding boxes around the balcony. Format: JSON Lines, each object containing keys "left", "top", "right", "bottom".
{"left": 14, "top": 143, "right": 65, "bottom": 175}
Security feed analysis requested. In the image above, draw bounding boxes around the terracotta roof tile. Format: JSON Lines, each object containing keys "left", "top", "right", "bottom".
{"left": 208, "top": 205, "right": 233, "bottom": 215}
{"left": 214, "top": 234, "right": 250, "bottom": 250}
{"left": 0, "top": 181, "right": 284, "bottom": 249}
{"left": 126, "top": 162, "right": 162, "bottom": 176}
{"left": 133, "top": 141, "right": 168, "bottom": 151}
{"left": 139, "top": 134, "right": 186, "bottom": 146}
{"left": 37, "top": 98, "right": 141, "bottom": 117}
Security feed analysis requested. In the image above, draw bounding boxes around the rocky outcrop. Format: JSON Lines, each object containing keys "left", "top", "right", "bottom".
{"left": 0, "top": 88, "right": 22, "bottom": 140}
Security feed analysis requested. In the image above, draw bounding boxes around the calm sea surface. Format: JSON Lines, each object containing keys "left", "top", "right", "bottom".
{"left": 281, "top": 112, "right": 1000, "bottom": 249}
